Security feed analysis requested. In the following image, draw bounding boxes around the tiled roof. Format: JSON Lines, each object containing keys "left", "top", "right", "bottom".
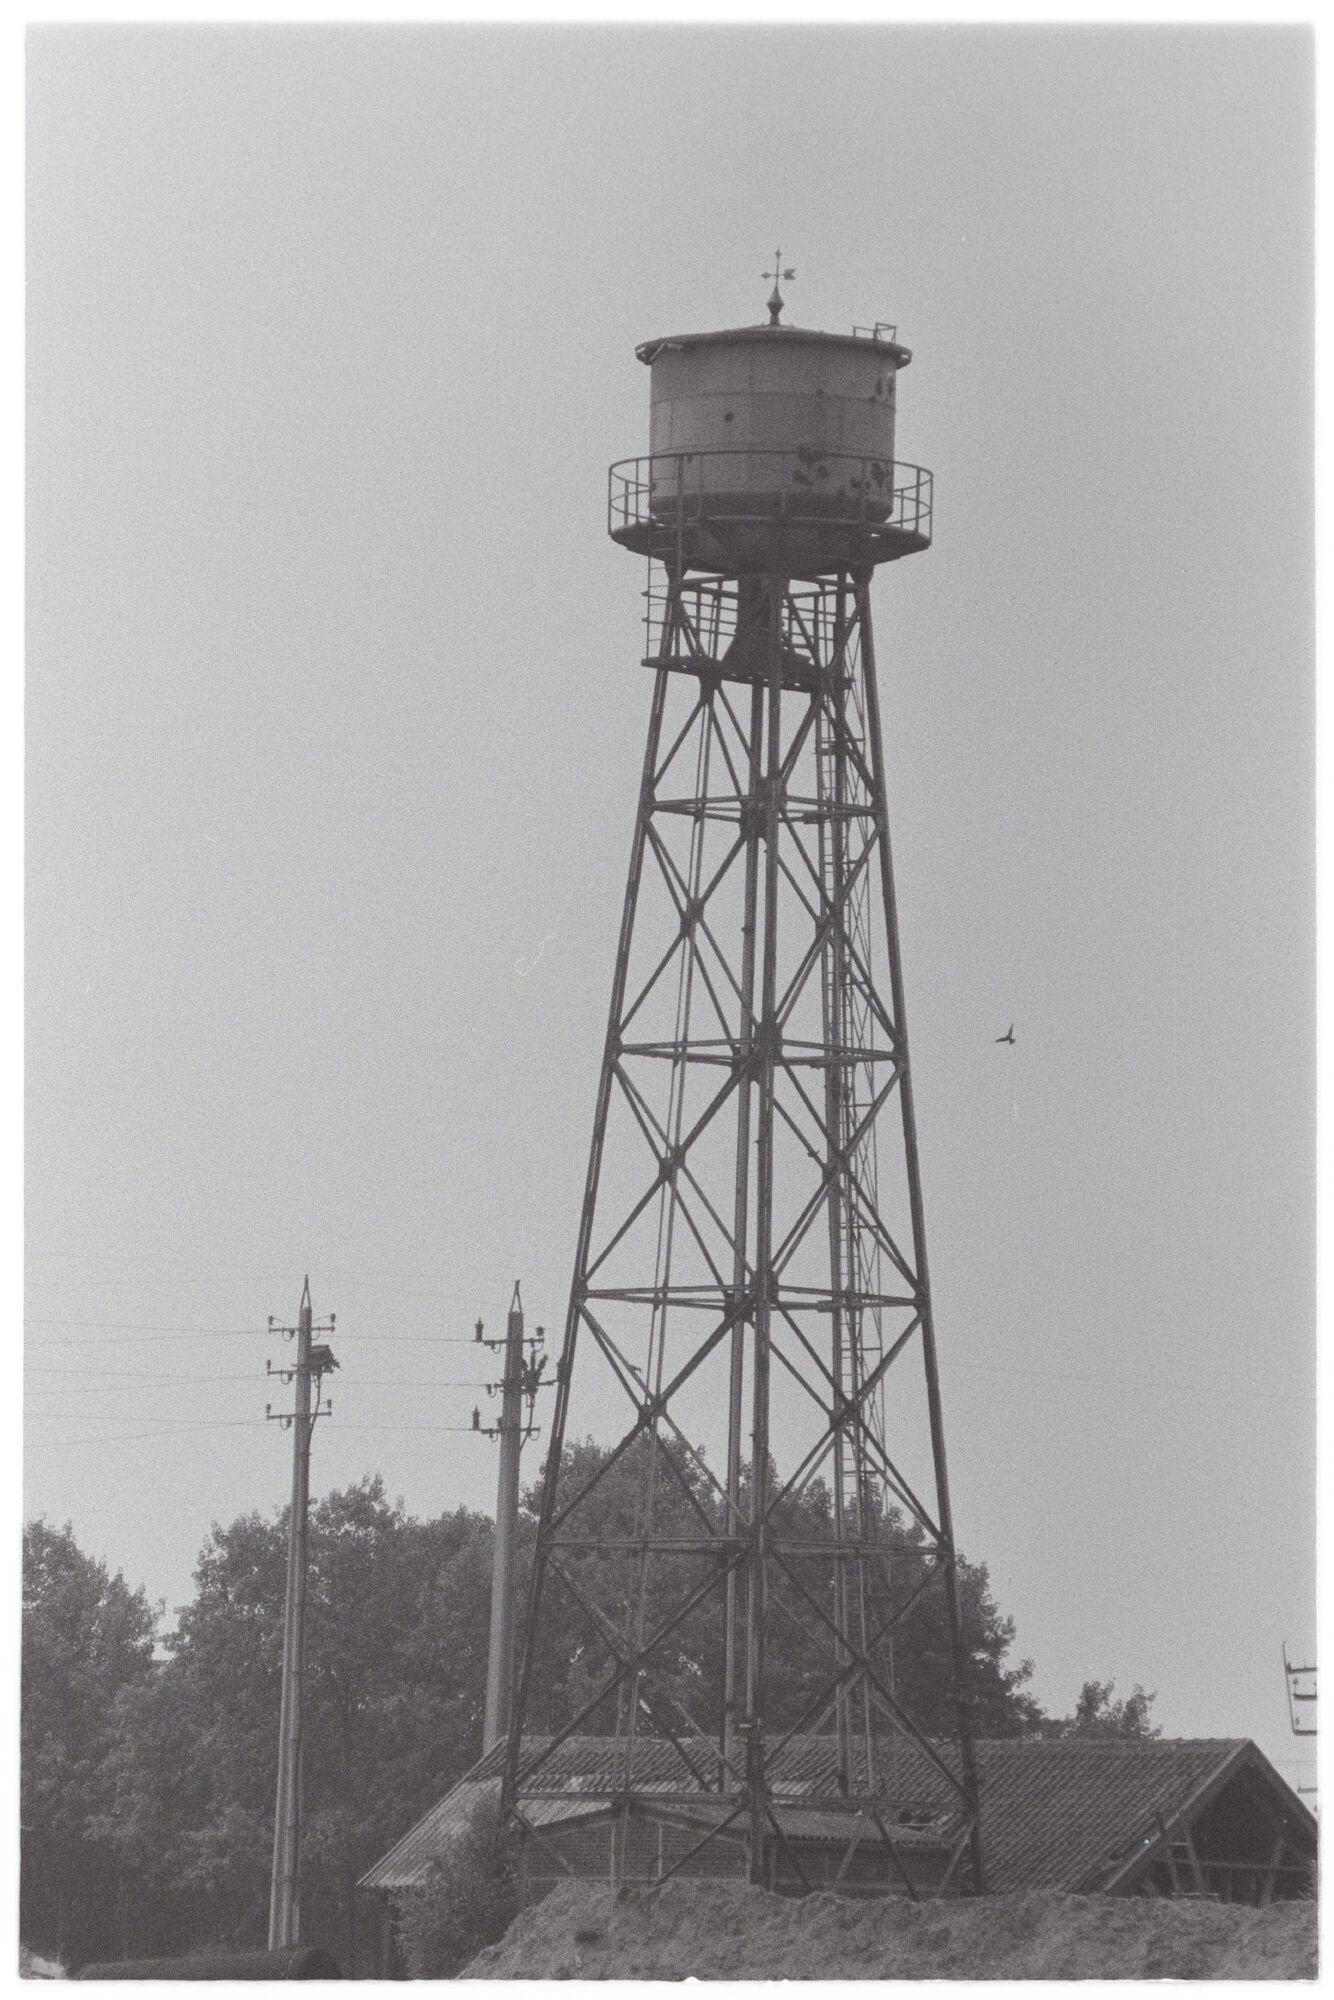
{"left": 358, "top": 1732, "right": 1307, "bottom": 1896}
{"left": 515, "top": 1733, "right": 700, "bottom": 1793}
{"left": 508, "top": 1729, "right": 957, "bottom": 1808}
{"left": 656, "top": 1798, "right": 954, "bottom": 1849}
{"left": 358, "top": 1733, "right": 947, "bottom": 1890}
{"left": 976, "top": 1738, "right": 1251, "bottom": 1893}
{"left": 358, "top": 1772, "right": 503, "bottom": 1890}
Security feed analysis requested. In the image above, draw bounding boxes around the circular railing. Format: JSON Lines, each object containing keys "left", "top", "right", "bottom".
{"left": 608, "top": 448, "right": 932, "bottom": 556}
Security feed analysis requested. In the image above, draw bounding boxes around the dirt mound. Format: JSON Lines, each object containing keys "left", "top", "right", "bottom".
{"left": 464, "top": 1879, "right": 1317, "bottom": 1981}
{"left": 19, "top": 1946, "right": 66, "bottom": 1979}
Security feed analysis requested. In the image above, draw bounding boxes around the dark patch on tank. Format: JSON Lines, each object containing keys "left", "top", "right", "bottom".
{"left": 723, "top": 411, "right": 735, "bottom": 422}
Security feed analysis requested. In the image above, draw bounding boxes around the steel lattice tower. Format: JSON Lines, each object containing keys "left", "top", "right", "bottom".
{"left": 503, "top": 294, "right": 984, "bottom": 1898}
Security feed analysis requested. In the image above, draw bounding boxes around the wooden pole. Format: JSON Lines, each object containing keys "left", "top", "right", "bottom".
{"left": 269, "top": 1279, "right": 313, "bottom": 1950}
{"left": 483, "top": 1284, "right": 526, "bottom": 1751}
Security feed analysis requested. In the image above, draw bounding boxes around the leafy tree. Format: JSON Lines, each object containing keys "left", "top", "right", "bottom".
{"left": 518, "top": 1434, "right": 726, "bottom": 1739}
{"left": 24, "top": 1447, "right": 1074, "bottom": 1974}
{"left": 1064, "top": 1678, "right": 1160, "bottom": 1740}
{"left": 94, "top": 1506, "right": 289, "bottom": 1956}
{"left": 96, "top": 1479, "right": 496, "bottom": 1968}
{"left": 515, "top": 1438, "right": 1043, "bottom": 1750}
{"left": 21, "top": 1520, "right": 157, "bottom": 1965}
{"left": 760, "top": 1476, "right": 1044, "bottom": 1742}
{"left": 393, "top": 1792, "right": 517, "bottom": 1976}
{"left": 301, "top": 1480, "right": 495, "bottom": 1963}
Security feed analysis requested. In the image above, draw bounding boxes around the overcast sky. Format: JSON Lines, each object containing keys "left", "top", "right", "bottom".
{"left": 25, "top": 23, "right": 1314, "bottom": 1789}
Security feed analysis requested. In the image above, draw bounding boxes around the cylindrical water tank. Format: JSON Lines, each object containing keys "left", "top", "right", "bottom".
{"left": 617, "top": 322, "right": 923, "bottom": 571}
{"left": 641, "top": 323, "right": 907, "bottom": 473}
{"left": 612, "top": 318, "right": 936, "bottom": 572}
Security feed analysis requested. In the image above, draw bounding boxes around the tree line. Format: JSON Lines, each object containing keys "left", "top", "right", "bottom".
{"left": 21, "top": 1446, "right": 1156, "bottom": 1973}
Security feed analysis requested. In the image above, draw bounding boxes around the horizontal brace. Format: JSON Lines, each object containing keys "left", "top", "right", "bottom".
{"left": 617, "top": 1045, "right": 741, "bottom": 1065}
{"left": 772, "top": 1539, "right": 935, "bottom": 1559}
{"left": 576, "top": 1286, "right": 918, "bottom": 1315}
{"left": 547, "top": 1536, "right": 745, "bottom": 1554}
{"left": 615, "top": 1042, "right": 900, "bottom": 1075}
{"left": 618, "top": 1038, "right": 739, "bottom": 1050}
{"left": 776, "top": 1045, "right": 900, "bottom": 1067}
{"left": 582, "top": 1288, "right": 737, "bottom": 1308}
{"left": 651, "top": 799, "right": 747, "bottom": 818}
{"left": 614, "top": 1045, "right": 900, "bottom": 1071}
{"left": 640, "top": 653, "right": 840, "bottom": 696}
{"left": 783, "top": 803, "right": 879, "bottom": 825}
{"left": 776, "top": 1056, "right": 900, "bottom": 1074}
{"left": 775, "top": 1290, "right": 922, "bottom": 1311}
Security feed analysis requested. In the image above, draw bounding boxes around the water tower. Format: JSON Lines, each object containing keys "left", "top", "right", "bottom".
{"left": 502, "top": 272, "right": 984, "bottom": 1898}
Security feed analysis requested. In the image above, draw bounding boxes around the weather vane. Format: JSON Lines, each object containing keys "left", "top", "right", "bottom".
{"left": 763, "top": 248, "right": 795, "bottom": 325}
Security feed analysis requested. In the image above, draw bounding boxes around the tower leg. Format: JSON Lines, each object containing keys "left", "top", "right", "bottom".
{"left": 723, "top": 677, "right": 763, "bottom": 1782}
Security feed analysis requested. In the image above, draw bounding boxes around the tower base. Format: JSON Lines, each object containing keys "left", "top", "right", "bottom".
{"left": 509, "top": 1731, "right": 973, "bottom": 1904}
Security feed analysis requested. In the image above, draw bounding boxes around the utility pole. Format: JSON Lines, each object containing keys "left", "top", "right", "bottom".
{"left": 266, "top": 1277, "right": 337, "bottom": 1951}
{"left": 1282, "top": 1642, "right": 1318, "bottom": 1805}
{"left": 1283, "top": 1642, "right": 1318, "bottom": 1737}
{"left": 475, "top": 1284, "right": 545, "bottom": 1752}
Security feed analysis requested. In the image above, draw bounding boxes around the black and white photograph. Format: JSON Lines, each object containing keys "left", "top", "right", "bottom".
{"left": 22, "top": 18, "right": 1316, "bottom": 1980}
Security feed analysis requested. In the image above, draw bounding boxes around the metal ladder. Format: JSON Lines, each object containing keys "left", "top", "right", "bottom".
{"left": 815, "top": 615, "right": 894, "bottom": 1787}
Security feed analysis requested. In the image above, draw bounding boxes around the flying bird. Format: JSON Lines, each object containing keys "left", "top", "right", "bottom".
{"left": 996, "top": 1024, "right": 1015, "bottom": 1045}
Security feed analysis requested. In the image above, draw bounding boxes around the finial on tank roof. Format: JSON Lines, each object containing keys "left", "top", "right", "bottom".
{"left": 762, "top": 248, "right": 796, "bottom": 325}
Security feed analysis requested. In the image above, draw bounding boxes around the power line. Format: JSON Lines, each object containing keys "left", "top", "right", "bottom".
{"left": 27, "top": 1392, "right": 490, "bottom": 1424}
{"left": 26, "top": 1420, "right": 263, "bottom": 1447}
{"left": 26, "top": 1320, "right": 269, "bottom": 1334}
{"left": 26, "top": 1369, "right": 489, "bottom": 1389}
{"left": 28, "top": 1369, "right": 257, "bottom": 1383}
{"left": 29, "top": 1410, "right": 270, "bottom": 1425}
{"left": 323, "top": 1423, "right": 481, "bottom": 1434}
{"left": 28, "top": 1418, "right": 485, "bottom": 1448}
{"left": 22, "top": 1340, "right": 1308, "bottom": 1404}
{"left": 25, "top": 1322, "right": 479, "bottom": 1343}
{"left": 22, "top": 1320, "right": 1309, "bottom": 1399}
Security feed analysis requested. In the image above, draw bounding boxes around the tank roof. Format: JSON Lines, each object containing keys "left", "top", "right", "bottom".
{"left": 635, "top": 322, "right": 913, "bottom": 369}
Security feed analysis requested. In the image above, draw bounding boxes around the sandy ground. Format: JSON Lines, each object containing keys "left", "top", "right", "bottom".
{"left": 464, "top": 1879, "right": 1317, "bottom": 1981}
{"left": 18, "top": 1948, "right": 66, "bottom": 1979}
